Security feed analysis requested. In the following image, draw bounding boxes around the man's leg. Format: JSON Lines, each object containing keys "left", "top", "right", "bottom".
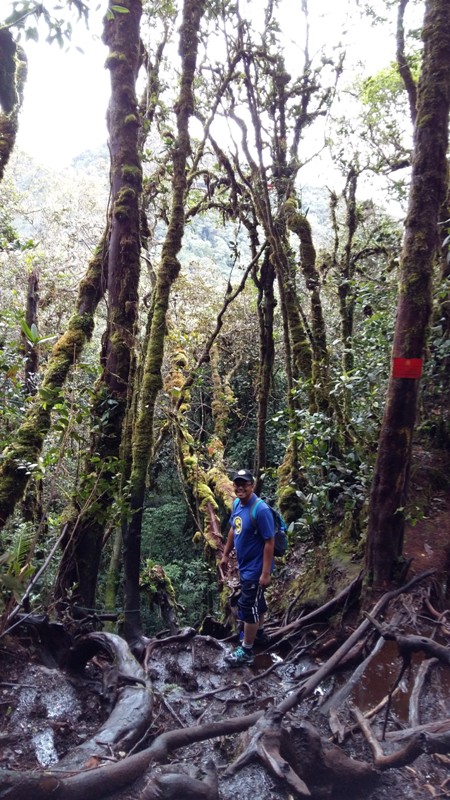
{"left": 226, "top": 581, "right": 267, "bottom": 666}
{"left": 242, "top": 620, "right": 259, "bottom": 649}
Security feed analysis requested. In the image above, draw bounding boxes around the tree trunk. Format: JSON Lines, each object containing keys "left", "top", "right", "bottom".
{"left": 123, "top": 0, "right": 206, "bottom": 645}
{"left": 22, "top": 268, "right": 39, "bottom": 395}
{"left": 366, "top": 0, "right": 450, "bottom": 588}
{"left": 254, "top": 248, "right": 276, "bottom": 486}
{"left": 0, "top": 29, "right": 27, "bottom": 181}
{"left": 54, "top": 0, "right": 143, "bottom": 608}
{"left": 0, "top": 236, "right": 108, "bottom": 528}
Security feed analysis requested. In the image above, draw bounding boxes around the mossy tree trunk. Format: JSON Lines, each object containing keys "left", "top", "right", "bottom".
{"left": 285, "top": 200, "right": 330, "bottom": 413}
{"left": 122, "top": 0, "right": 205, "bottom": 645}
{"left": 21, "top": 268, "right": 44, "bottom": 524}
{"left": 54, "top": 0, "right": 143, "bottom": 608}
{"left": 0, "top": 237, "right": 108, "bottom": 528}
{"left": 338, "top": 167, "right": 358, "bottom": 377}
{"left": 366, "top": 0, "right": 450, "bottom": 588}
{"left": 254, "top": 248, "right": 276, "bottom": 490}
{"left": 22, "top": 269, "right": 39, "bottom": 396}
{"left": 0, "top": 28, "right": 26, "bottom": 181}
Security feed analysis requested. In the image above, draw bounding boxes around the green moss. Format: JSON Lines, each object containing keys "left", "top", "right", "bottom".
{"left": 121, "top": 164, "right": 142, "bottom": 184}
{"left": 124, "top": 114, "right": 139, "bottom": 126}
{"left": 113, "top": 204, "right": 131, "bottom": 221}
{"left": 105, "top": 52, "right": 128, "bottom": 69}
{"left": 197, "top": 481, "right": 218, "bottom": 512}
{"left": 117, "top": 185, "right": 137, "bottom": 202}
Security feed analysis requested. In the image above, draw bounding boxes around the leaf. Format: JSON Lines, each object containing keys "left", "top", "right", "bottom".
{"left": 25, "top": 27, "right": 39, "bottom": 41}
{"left": 38, "top": 335, "right": 58, "bottom": 345}
{"left": 110, "top": 5, "right": 130, "bottom": 13}
{"left": 19, "top": 318, "right": 35, "bottom": 342}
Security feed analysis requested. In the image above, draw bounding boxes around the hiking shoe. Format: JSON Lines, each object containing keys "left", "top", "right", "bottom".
{"left": 225, "top": 645, "right": 254, "bottom": 667}
{"left": 255, "top": 631, "right": 271, "bottom": 647}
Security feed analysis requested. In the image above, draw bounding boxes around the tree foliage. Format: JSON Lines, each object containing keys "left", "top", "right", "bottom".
{"left": 0, "top": 0, "right": 448, "bottom": 649}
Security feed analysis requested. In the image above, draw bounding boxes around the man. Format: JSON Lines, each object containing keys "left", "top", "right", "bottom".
{"left": 220, "top": 469, "right": 275, "bottom": 666}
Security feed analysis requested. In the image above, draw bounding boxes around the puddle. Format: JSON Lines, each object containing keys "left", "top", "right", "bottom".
{"left": 350, "top": 639, "right": 450, "bottom": 722}
{"left": 252, "top": 652, "right": 283, "bottom": 670}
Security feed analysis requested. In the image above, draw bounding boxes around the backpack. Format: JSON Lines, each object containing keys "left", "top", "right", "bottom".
{"left": 232, "top": 497, "right": 288, "bottom": 557}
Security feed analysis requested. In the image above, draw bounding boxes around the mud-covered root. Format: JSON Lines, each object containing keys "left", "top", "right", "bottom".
{"left": 225, "top": 709, "right": 311, "bottom": 797}
{"left": 141, "top": 759, "right": 219, "bottom": 799}
{"left": 226, "top": 709, "right": 375, "bottom": 798}
{"left": 282, "top": 717, "right": 376, "bottom": 795}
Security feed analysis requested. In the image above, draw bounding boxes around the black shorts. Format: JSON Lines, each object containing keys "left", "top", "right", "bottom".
{"left": 237, "top": 578, "right": 268, "bottom": 624}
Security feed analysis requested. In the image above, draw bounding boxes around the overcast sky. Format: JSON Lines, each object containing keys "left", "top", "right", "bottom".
{"left": 13, "top": 0, "right": 416, "bottom": 169}
{"left": 16, "top": 7, "right": 109, "bottom": 167}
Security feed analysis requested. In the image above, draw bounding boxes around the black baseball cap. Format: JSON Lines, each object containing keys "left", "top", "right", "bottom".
{"left": 232, "top": 469, "right": 254, "bottom": 483}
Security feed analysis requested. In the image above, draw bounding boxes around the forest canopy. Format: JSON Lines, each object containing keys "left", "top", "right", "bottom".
{"left": 0, "top": 1, "right": 450, "bottom": 798}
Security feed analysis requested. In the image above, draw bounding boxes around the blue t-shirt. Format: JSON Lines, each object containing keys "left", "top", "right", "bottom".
{"left": 229, "top": 494, "right": 275, "bottom": 580}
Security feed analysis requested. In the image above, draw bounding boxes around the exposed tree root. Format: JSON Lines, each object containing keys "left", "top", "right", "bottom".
{"left": 141, "top": 759, "right": 219, "bottom": 799}
{"left": 353, "top": 706, "right": 450, "bottom": 769}
{"left": 0, "top": 568, "right": 444, "bottom": 800}
{"left": 61, "top": 632, "right": 153, "bottom": 770}
{"left": 0, "top": 712, "right": 263, "bottom": 800}
{"left": 225, "top": 709, "right": 311, "bottom": 797}
{"left": 408, "top": 657, "right": 439, "bottom": 727}
{"left": 365, "top": 614, "right": 450, "bottom": 666}
{"left": 271, "top": 570, "right": 363, "bottom": 640}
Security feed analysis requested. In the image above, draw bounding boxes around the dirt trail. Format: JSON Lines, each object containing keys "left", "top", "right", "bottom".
{"left": 403, "top": 495, "right": 450, "bottom": 590}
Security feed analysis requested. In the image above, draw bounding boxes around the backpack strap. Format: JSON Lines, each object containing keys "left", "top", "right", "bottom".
{"left": 250, "top": 497, "right": 263, "bottom": 527}
{"left": 233, "top": 495, "right": 261, "bottom": 529}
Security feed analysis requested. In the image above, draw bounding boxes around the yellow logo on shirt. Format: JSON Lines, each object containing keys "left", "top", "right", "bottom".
{"left": 234, "top": 516, "right": 242, "bottom": 535}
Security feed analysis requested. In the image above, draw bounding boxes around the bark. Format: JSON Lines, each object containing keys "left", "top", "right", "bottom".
{"left": 339, "top": 167, "right": 358, "bottom": 376}
{"left": 0, "top": 236, "right": 108, "bottom": 528}
{"left": 254, "top": 248, "right": 276, "bottom": 486}
{"left": 366, "top": 0, "right": 450, "bottom": 587}
{"left": 21, "top": 269, "right": 44, "bottom": 523}
{"left": 54, "top": 0, "right": 143, "bottom": 608}
{"left": 396, "top": 0, "right": 417, "bottom": 124}
{"left": 0, "top": 29, "right": 26, "bottom": 181}
{"left": 123, "top": 0, "right": 206, "bottom": 644}
{"left": 285, "top": 199, "right": 330, "bottom": 412}
{"left": 22, "top": 268, "right": 39, "bottom": 395}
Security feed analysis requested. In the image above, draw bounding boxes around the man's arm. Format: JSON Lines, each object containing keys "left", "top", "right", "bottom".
{"left": 260, "top": 536, "right": 275, "bottom": 587}
{"left": 220, "top": 527, "right": 235, "bottom": 571}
